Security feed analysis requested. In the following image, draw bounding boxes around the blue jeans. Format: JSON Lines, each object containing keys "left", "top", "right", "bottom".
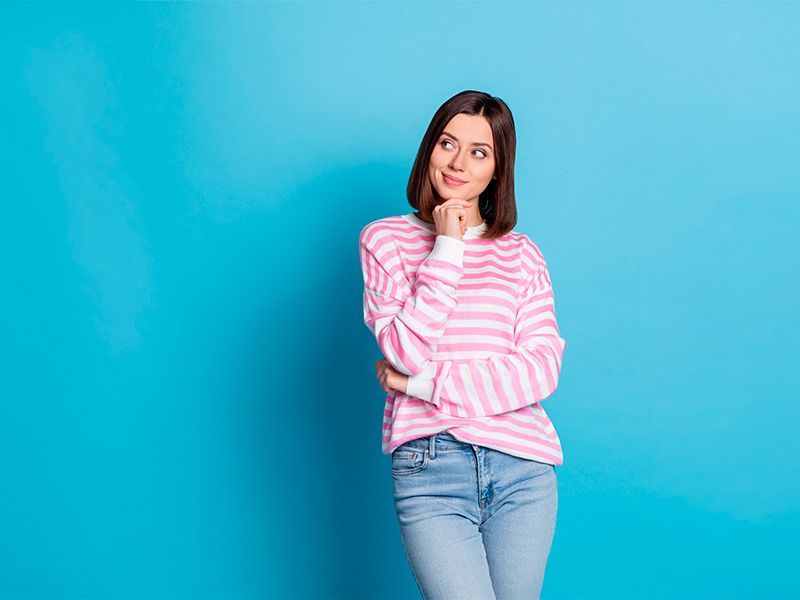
{"left": 392, "top": 432, "right": 558, "bottom": 600}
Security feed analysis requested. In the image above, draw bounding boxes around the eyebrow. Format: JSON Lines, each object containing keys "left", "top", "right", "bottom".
{"left": 440, "top": 131, "right": 493, "bottom": 150}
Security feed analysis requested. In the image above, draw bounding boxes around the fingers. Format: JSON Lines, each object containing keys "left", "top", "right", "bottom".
{"left": 433, "top": 200, "right": 472, "bottom": 220}
{"left": 432, "top": 199, "right": 473, "bottom": 214}
{"left": 432, "top": 199, "right": 474, "bottom": 240}
{"left": 375, "top": 358, "right": 391, "bottom": 383}
{"left": 379, "top": 368, "right": 392, "bottom": 392}
{"left": 374, "top": 358, "right": 401, "bottom": 392}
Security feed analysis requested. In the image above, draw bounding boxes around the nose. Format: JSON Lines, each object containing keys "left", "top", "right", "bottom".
{"left": 449, "top": 148, "right": 468, "bottom": 172}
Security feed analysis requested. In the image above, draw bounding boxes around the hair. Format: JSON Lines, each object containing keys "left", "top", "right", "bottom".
{"left": 407, "top": 90, "right": 517, "bottom": 239}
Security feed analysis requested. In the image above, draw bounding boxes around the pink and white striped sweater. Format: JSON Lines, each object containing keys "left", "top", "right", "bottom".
{"left": 359, "top": 212, "right": 567, "bottom": 465}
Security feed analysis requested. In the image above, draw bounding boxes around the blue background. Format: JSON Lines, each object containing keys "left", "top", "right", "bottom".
{"left": 2, "top": 1, "right": 799, "bottom": 598}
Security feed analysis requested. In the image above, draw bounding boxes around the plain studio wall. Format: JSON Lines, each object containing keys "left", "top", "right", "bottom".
{"left": 1, "top": 2, "right": 799, "bottom": 598}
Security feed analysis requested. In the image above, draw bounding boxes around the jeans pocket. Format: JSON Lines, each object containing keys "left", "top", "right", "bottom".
{"left": 391, "top": 448, "right": 429, "bottom": 476}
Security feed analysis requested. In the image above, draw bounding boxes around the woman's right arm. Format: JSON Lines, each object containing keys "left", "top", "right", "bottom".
{"left": 359, "top": 223, "right": 465, "bottom": 376}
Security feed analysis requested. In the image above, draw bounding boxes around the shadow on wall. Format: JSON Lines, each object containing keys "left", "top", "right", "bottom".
{"left": 224, "top": 162, "right": 421, "bottom": 598}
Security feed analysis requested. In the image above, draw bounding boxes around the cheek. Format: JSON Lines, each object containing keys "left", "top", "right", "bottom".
{"left": 429, "top": 149, "right": 446, "bottom": 170}
{"left": 429, "top": 152, "right": 449, "bottom": 181}
{"left": 475, "top": 163, "right": 495, "bottom": 184}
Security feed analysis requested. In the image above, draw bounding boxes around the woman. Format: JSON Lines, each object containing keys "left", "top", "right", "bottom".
{"left": 358, "top": 90, "right": 566, "bottom": 599}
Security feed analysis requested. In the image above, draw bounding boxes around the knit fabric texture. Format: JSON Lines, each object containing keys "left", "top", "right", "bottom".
{"left": 359, "top": 212, "right": 567, "bottom": 464}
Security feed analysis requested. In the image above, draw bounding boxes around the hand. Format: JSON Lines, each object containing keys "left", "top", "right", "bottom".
{"left": 432, "top": 198, "right": 473, "bottom": 241}
{"left": 374, "top": 358, "right": 409, "bottom": 394}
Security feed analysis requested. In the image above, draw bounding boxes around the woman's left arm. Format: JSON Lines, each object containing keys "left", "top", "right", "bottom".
{"left": 405, "top": 261, "right": 567, "bottom": 418}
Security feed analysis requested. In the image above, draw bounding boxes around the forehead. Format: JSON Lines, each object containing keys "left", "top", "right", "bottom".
{"left": 442, "top": 113, "right": 494, "bottom": 144}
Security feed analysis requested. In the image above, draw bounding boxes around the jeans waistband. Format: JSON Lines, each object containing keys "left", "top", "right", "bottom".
{"left": 397, "top": 431, "right": 468, "bottom": 459}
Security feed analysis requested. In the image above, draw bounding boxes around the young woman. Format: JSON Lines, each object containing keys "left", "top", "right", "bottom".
{"left": 358, "top": 90, "right": 566, "bottom": 599}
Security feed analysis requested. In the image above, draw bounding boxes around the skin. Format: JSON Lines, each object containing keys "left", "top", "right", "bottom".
{"left": 375, "top": 113, "right": 497, "bottom": 394}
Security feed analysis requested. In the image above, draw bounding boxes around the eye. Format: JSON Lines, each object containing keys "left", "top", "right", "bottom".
{"left": 441, "top": 140, "right": 455, "bottom": 150}
{"left": 473, "top": 149, "right": 487, "bottom": 158}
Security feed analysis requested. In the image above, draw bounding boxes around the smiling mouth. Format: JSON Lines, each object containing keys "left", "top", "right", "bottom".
{"left": 442, "top": 173, "right": 467, "bottom": 185}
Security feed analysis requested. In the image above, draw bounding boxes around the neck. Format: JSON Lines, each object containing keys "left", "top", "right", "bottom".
{"left": 465, "top": 207, "right": 484, "bottom": 227}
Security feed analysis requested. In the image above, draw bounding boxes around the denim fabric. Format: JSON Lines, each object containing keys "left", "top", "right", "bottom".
{"left": 392, "top": 432, "right": 557, "bottom": 600}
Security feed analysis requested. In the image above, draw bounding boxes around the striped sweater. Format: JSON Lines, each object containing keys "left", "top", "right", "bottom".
{"left": 359, "top": 212, "right": 567, "bottom": 465}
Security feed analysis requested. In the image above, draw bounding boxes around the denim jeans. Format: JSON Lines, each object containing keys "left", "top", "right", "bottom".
{"left": 392, "top": 432, "right": 557, "bottom": 600}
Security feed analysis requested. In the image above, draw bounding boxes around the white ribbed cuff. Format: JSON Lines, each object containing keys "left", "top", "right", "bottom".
{"left": 406, "top": 375, "right": 435, "bottom": 403}
{"left": 429, "top": 234, "right": 465, "bottom": 267}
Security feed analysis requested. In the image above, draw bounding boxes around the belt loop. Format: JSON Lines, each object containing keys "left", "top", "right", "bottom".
{"left": 428, "top": 433, "right": 436, "bottom": 459}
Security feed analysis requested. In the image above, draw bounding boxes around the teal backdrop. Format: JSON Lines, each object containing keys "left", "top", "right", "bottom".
{"left": 2, "top": 1, "right": 799, "bottom": 598}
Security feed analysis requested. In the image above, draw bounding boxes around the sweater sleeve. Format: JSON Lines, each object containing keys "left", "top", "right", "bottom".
{"left": 359, "top": 226, "right": 465, "bottom": 376}
{"left": 405, "top": 260, "right": 567, "bottom": 415}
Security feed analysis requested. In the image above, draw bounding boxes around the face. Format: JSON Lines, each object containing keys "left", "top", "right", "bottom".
{"left": 428, "top": 113, "right": 497, "bottom": 206}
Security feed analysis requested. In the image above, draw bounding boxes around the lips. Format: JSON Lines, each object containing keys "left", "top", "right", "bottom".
{"left": 442, "top": 173, "right": 467, "bottom": 186}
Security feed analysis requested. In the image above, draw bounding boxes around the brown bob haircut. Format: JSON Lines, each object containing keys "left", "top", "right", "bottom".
{"left": 407, "top": 90, "right": 517, "bottom": 239}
